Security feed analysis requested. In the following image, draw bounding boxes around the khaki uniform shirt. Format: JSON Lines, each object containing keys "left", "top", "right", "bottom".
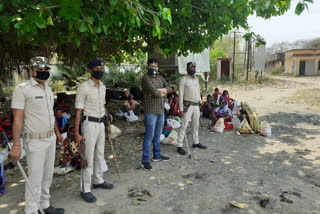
{"left": 75, "top": 79, "right": 106, "bottom": 118}
{"left": 11, "top": 77, "right": 55, "bottom": 134}
{"left": 179, "top": 75, "right": 201, "bottom": 112}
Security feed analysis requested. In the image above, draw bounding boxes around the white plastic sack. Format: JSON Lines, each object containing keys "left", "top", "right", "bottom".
{"left": 260, "top": 121, "right": 272, "bottom": 137}
{"left": 161, "top": 130, "right": 178, "bottom": 145}
{"left": 115, "top": 110, "right": 125, "bottom": 117}
{"left": 160, "top": 134, "right": 165, "bottom": 142}
{"left": 164, "top": 103, "right": 170, "bottom": 111}
{"left": 213, "top": 118, "right": 225, "bottom": 133}
{"left": 124, "top": 110, "right": 138, "bottom": 122}
{"left": 166, "top": 119, "right": 180, "bottom": 129}
{"left": 110, "top": 125, "right": 121, "bottom": 139}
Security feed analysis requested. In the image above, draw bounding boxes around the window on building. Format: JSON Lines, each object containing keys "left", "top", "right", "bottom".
{"left": 318, "top": 60, "right": 320, "bottom": 71}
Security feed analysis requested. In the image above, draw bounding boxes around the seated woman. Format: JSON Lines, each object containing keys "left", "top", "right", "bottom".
{"left": 237, "top": 102, "right": 260, "bottom": 133}
{"left": 123, "top": 94, "right": 143, "bottom": 116}
{"left": 169, "top": 94, "right": 179, "bottom": 117}
{"left": 59, "top": 127, "right": 82, "bottom": 168}
{"left": 219, "top": 90, "right": 235, "bottom": 111}
{"left": 55, "top": 107, "right": 69, "bottom": 134}
{"left": 211, "top": 100, "right": 232, "bottom": 128}
{"left": 203, "top": 95, "right": 218, "bottom": 118}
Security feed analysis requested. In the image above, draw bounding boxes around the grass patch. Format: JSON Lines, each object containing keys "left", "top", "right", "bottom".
{"left": 286, "top": 88, "right": 320, "bottom": 106}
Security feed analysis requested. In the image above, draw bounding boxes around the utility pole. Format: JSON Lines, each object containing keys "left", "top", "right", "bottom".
{"left": 232, "top": 31, "right": 236, "bottom": 82}
{"left": 244, "top": 40, "right": 247, "bottom": 70}
{"left": 246, "top": 39, "right": 251, "bottom": 81}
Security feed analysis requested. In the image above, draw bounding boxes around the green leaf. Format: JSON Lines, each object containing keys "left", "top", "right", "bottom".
{"left": 47, "top": 16, "right": 54, "bottom": 26}
{"left": 86, "top": 16, "right": 94, "bottom": 25}
{"left": 79, "top": 23, "right": 88, "bottom": 32}
{"left": 156, "top": 26, "right": 160, "bottom": 34}
{"left": 103, "top": 25, "right": 108, "bottom": 35}
{"left": 303, "top": 0, "right": 313, "bottom": 3}
{"left": 110, "top": 0, "right": 118, "bottom": 6}
{"left": 36, "top": 16, "right": 46, "bottom": 29}
{"left": 152, "top": 27, "right": 157, "bottom": 37}
{"left": 97, "top": 25, "right": 102, "bottom": 33}
{"left": 75, "top": 38, "right": 81, "bottom": 47}
{"left": 136, "top": 16, "right": 141, "bottom": 28}
{"left": 154, "top": 16, "right": 160, "bottom": 27}
{"left": 0, "top": 3, "right": 4, "bottom": 12}
{"left": 295, "top": 2, "right": 305, "bottom": 15}
{"left": 13, "top": 23, "right": 21, "bottom": 29}
{"left": 88, "top": 24, "right": 94, "bottom": 33}
{"left": 167, "top": 8, "right": 172, "bottom": 24}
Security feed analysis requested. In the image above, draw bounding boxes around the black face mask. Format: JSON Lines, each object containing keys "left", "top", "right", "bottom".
{"left": 92, "top": 70, "right": 104, "bottom": 80}
{"left": 148, "top": 68, "right": 157, "bottom": 75}
{"left": 35, "top": 71, "right": 50, "bottom": 80}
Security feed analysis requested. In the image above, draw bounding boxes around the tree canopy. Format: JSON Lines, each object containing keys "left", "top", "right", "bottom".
{"left": 0, "top": 0, "right": 313, "bottom": 79}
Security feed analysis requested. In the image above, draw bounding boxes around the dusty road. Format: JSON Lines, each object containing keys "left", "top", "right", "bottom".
{"left": 1, "top": 76, "right": 320, "bottom": 214}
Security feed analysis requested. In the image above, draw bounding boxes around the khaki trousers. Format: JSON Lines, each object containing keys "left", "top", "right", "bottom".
{"left": 177, "top": 105, "right": 200, "bottom": 147}
{"left": 80, "top": 120, "right": 105, "bottom": 193}
{"left": 24, "top": 135, "right": 56, "bottom": 214}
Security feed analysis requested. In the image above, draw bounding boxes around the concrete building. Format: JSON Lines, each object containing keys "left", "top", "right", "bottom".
{"left": 284, "top": 49, "right": 320, "bottom": 76}
{"left": 265, "top": 53, "right": 285, "bottom": 72}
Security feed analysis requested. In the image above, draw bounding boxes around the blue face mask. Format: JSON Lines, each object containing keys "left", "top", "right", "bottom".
{"left": 187, "top": 70, "right": 196, "bottom": 76}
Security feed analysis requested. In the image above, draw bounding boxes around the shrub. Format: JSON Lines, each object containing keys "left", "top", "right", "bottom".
{"left": 271, "top": 66, "right": 285, "bottom": 75}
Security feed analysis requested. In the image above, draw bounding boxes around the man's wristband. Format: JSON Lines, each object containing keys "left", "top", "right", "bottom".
{"left": 12, "top": 145, "right": 21, "bottom": 148}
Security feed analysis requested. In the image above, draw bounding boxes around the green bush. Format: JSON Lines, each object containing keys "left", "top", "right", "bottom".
{"left": 271, "top": 66, "right": 285, "bottom": 75}
{"left": 101, "top": 69, "right": 145, "bottom": 88}
{"left": 50, "top": 80, "right": 66, "bottom": 94}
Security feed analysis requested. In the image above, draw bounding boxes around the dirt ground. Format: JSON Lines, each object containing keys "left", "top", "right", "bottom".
{"left": 1, "top": 75, "right": 320, "bottom": 214}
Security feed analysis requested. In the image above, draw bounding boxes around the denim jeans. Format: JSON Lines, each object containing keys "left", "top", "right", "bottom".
{"left": 142, "top": 113, "right": 164, "bottom": 163}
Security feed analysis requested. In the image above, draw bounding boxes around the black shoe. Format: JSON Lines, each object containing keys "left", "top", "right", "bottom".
{"left": 193, "top": 143, "right": 207, "bottom": 149}
{"left": 177, "top": 147, "right": 186, "bottom": 155}
{"left": 152, "top": 155, "right": 170, "bottom": 162}
{"left": 39, "top": 206, "right": 64, "bottom": 214}
{"left": 93, "top": 181, "right": 114, "bottom": 189}
{"left": 140, "top": 162, "right": 152, "bottom": 171}
{"left": 80, "top": 192, "right": 97, "bottom": 203}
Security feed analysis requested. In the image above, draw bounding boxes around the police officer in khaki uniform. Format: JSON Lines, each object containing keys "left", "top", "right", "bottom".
{"left": 176, "top": 62, "right": 207, "bottom": 155}
{"left": 10, "top": 57, "right": 65, "bottom": 214}
{"left": 74, "top": 59, "right": 113, "bottom": 203}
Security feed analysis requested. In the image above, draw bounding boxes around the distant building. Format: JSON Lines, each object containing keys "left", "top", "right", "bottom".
{"left": 284, "top": 49, "right": 320, "bottom": 76}
{"left": 265, "top": 53, "right": 285, "bottom": 72}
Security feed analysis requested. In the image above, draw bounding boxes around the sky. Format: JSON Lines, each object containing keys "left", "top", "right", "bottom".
{"left": 247, "top": 0, "right": 320, "bottom": 47}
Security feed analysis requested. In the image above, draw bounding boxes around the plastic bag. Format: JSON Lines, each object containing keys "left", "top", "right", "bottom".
{"left": 124, "top": 110, "right": 138, "bottom": 122}
{"left": 110, "top": 125, "right": 121, "bottom": 139}
{"left": 213, "top": 118, "right": 225, "bottom": 133}
{"left": 260, "top": 121, "right": 271, "bottom": 137}
{"left": 162, "top": 130, "right": 178, "bottom": 145}
{"left": 166, "top": 119, "right": 180, "bottom": 129}
{"left": 239, "top": 118, "right": 253, "bottom": 134}
{"left": 160, "top": 134, "right": 165, "bottom": 142}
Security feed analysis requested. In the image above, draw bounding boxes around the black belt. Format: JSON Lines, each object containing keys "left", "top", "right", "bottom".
{"left": 84, "top": 116, "right": 105, "bottom": 123}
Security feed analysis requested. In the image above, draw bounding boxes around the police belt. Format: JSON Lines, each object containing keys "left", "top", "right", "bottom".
{"left": 183, "top": 100, "right": 200, "bottom": 106}
{"left": 24, "top": 129, "right": 54, "bottom": 139}
{"left": 84, "top": 116, "right": 105, "bottom": 123}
